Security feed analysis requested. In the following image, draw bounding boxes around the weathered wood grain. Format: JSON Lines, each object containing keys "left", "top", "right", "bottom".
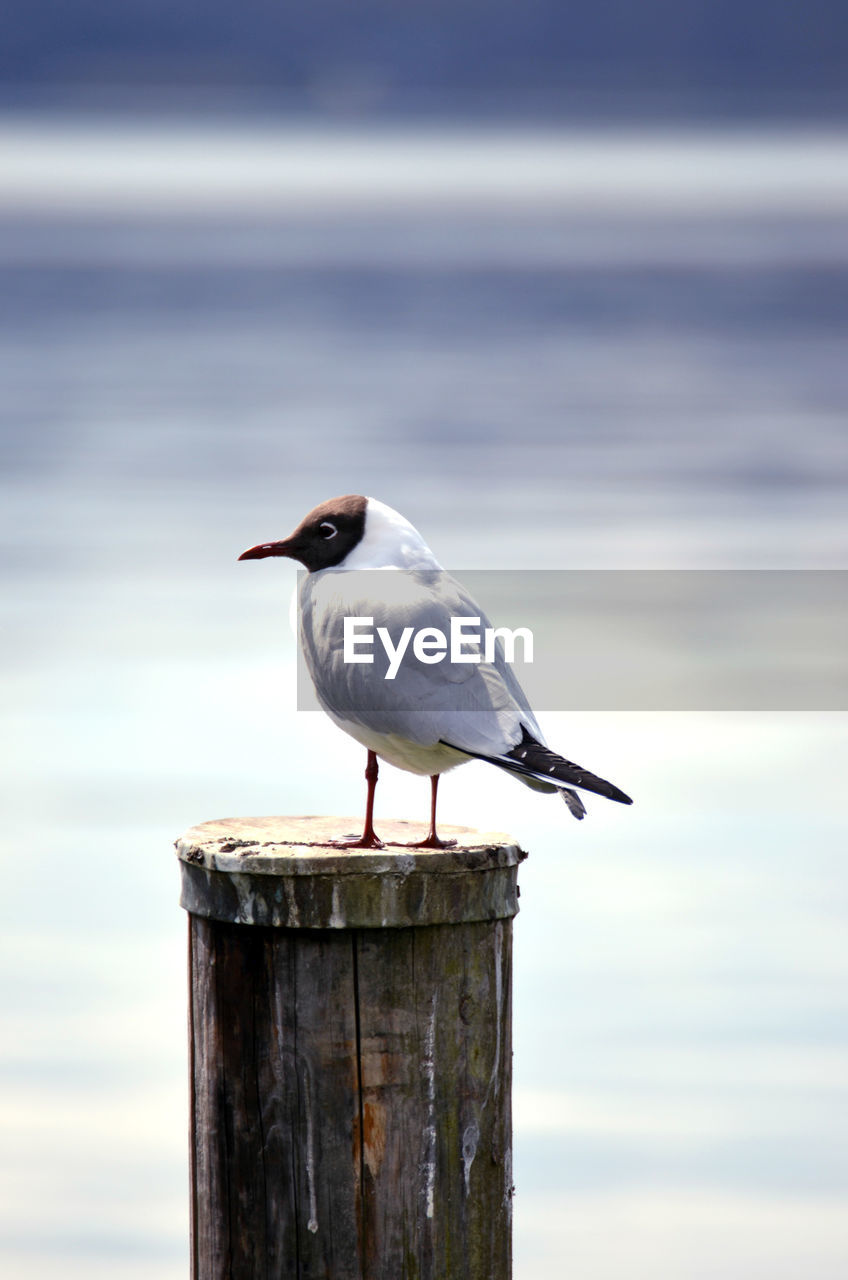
{"left": 352, "top": 920, "right": 513, "bottom": 1278}
{"left": 181, "top": 817, "right": 524, "bottom": 1280}
{"left": 177, "top": 815, "right": 524, "bottom": 930}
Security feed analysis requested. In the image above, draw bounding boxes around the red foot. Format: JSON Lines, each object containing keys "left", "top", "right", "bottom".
{"left": 403, "top": 834, "right": 457, "bottom": 849}
{"left": 329, "top": 829, "right": 384, "bottom": 850}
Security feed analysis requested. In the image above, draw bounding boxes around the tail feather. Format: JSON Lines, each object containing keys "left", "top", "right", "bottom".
{"left": 560, "top": 788, "right": 587, "bottom": 820}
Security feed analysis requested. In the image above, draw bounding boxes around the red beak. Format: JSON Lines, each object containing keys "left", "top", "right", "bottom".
{"left": 237, "top": 539, "right": 296, "bottom": 561}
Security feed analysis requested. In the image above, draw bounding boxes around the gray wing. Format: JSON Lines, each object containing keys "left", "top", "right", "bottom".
{"left": 299, "top": 567, "right": 542, "bottom": 757}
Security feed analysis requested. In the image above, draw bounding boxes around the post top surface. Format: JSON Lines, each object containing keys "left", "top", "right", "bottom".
{"left": 176, "top": 815, "right": 525, "bottom": 879}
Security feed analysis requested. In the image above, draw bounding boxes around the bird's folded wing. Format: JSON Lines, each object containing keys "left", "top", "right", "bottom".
{"left": 299, "top": 568, "right": 541, "bottom": 757}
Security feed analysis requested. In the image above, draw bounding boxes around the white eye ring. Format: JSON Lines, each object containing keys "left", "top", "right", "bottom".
{"left": 319, "top": 521, "right": 337, "bottom": 540}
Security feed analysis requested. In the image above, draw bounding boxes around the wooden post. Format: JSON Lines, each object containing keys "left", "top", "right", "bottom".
{"left": 176, "top": 815, "right": 527, "bottom": 1280}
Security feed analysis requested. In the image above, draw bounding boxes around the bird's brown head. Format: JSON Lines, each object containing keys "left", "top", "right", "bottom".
{"left": 238, "top": 494, "right": 368, "bottom": 573}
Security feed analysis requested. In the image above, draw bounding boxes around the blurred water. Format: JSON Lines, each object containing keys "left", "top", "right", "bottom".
{"left": 1, "top": 119, "right": 847, "bottom": 1278}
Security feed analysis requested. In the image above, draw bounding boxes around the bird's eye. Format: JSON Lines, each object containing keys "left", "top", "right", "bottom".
{"left": 318, "top": 521, "right": 337, "bottom": 540}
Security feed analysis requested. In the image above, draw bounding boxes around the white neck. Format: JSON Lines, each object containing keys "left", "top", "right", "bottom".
{"left": 341, "top": 498, "right": 443, "bottom": 570}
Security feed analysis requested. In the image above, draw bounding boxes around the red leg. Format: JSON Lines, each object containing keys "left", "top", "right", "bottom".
{"left": 407, "top": 774, "right": 456, "bottom": 849}
{"left": 361, "top": 750, "right": 381, "bottom": 845}
{"left": 331, "top": 751, "right": 383, "bottom": 849}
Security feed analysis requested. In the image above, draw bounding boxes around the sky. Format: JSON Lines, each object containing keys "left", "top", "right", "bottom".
{"left": 1, "top": 8, "right": 847, "bottom": 1279}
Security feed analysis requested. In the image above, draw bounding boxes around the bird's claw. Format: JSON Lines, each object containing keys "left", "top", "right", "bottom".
{"left": 403, "top": 834, "right": 457, "bottom": 849}
{"left": 329, "top": 831, "right": 384, "bottom": 850}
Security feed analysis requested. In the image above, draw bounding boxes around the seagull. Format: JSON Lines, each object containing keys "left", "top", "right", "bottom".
{"left": 239, "top": 495, "right": 632, "bottom": 848}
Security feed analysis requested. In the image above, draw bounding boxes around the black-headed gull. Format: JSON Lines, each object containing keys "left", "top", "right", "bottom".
{"left": 239, "top": 495, "right": 632, "bottom": 848}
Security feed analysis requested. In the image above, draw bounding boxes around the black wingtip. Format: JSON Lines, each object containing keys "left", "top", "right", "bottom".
{"left": 608, "top": 785, "right": 634, "bottom": 806}
{"left": 504, "top": 729, "right": 634, "bottom": 807}
{"left": 440, "top": 730, "right": 634, "bottom": 810}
